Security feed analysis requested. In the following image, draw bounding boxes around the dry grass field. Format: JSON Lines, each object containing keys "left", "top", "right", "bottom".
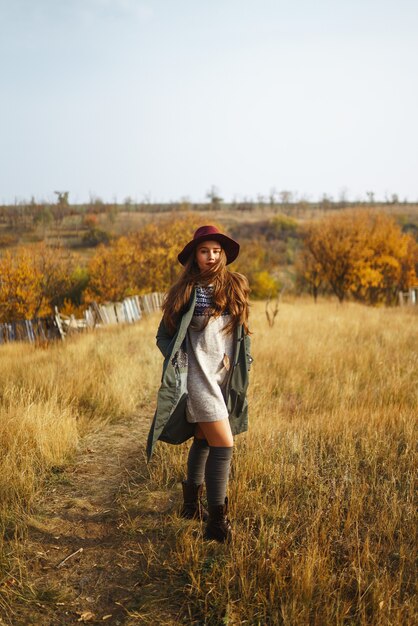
{"left": 0, "top": 318, "right": 159, "bottom": 566}
{"left": 0, "top": 300, "right": 416, "bottom": 625}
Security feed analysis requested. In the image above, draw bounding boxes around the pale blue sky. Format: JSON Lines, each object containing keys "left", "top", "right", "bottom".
{"left": 1, "top": 0, "right": 417, "bottom": 204}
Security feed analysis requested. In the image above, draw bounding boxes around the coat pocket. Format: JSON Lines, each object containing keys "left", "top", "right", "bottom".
{"left": 161, "top": 351, "right": 179, "bottom": 386}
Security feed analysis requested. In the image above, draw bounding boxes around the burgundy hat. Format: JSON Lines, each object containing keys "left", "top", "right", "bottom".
{"left": 178, "top": 225, "right": 240, "bottom": 266}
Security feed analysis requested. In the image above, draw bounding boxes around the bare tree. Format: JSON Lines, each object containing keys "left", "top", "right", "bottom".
{"left": 54, "top": 191, "right": 69, "bottom": 207}
{"left": 279, "top": 190, "right": 293, "bottom": 215}
{"left": 338, "top": 187, "right": 349, "bottom": 208}
{"left": 206, "top": 185, "right": 223, "bottom": 210}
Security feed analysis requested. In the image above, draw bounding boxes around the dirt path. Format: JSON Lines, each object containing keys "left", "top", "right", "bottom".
{"left": 4, "top": 413, "right": 183, "bottom": 626}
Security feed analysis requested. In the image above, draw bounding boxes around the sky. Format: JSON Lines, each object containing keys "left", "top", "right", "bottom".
{"left": 0, "top": 0, "right": 417, "bottom": 204}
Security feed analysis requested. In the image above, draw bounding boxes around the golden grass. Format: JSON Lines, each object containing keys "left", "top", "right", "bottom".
{"left": 142, "top": 300, "right": 417, "bottom": 625}
{"left": 0, "top": 317, "right": 159, "bottom": 572}
{"left": 0, "top": 300, "right": 417, "bottom": 624}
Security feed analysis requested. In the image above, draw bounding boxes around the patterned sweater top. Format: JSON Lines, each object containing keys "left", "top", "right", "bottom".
{"left": 193, "top": 284, "right": 230, "bottom": 317}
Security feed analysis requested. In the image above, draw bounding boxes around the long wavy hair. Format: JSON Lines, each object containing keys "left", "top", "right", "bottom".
{"left": 162, "top": 247, "right": 250, "bottom": 336}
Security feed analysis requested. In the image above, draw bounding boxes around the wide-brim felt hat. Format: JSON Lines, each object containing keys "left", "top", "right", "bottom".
{"left": 178, "top": 225, "right": 240, "bottom": 266}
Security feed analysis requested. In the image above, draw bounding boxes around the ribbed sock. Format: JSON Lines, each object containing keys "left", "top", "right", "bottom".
{"left": 205, "top": 446, "right": 234, "bottom": 506}
{"left": 186, "top": 437, "right": 210, "bottom": 485}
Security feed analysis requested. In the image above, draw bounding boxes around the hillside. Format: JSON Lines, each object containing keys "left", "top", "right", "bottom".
{"left": 1, "top": 202, "right": 418, "bottom": 262}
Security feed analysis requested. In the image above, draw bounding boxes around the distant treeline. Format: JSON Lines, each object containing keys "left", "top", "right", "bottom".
{"left": 2, "top": 196, "right": 418, "bottom": 249}
{"left": 1, "top": 195, "right": 418, "bottom": 224}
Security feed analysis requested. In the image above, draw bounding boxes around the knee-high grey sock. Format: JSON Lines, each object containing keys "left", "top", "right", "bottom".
{"left": 186, "top": 437, "right": 210, "bottom": 485}
{"left": 205, "top": 446, "right": 233, "bottom": 506}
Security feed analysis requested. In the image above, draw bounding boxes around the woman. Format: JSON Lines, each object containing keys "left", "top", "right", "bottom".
{"left": 146, "top": 225, "right": 252, "bottom": 542}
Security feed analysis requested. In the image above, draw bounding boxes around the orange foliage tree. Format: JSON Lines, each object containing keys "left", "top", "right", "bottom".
{"left": 0, "top": 243, "right": 75, "bottom": 321}
{"left": 299, "top": 211, "right": 418, "bottom": 304}
{"left": 350, "top": 213, "right": 418, "bottom": 304}
{"left": 85, "top": 215, "right": 212, "bottom": 302}
{"left": 85, "top": 235, "right": 138, "bottom": 302}
{"left": 233, "top": 241, "right": 280, "bottom": 298}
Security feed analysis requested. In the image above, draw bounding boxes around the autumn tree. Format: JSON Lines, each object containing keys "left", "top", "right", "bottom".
{"left": 399, "top": 236, "right": 418, "bottom": 292}
{"left": 301, "top": 211, "right": 367, "bottom": 302}
{"left": 0, "top": 249, "right": 42, "bottom": 321}
{"left": 233, "top": 240, "right": 280, "bottom": 298}
{"left": 85, "top": 215, "right": 209, "bottom": 302}
{"left": 349, "top": 213, "right": 418, "bottom": 304}
{"left": 34, "top": 243, "right": 75, "bottom": 312}
{"left": 85, "top": 235, "right": 137, "bottom": 302}
{"left": 0, "top": 244, "right": 75, "bottom": 321}
{"left": 299, "top": 211, "right": 418, "bottom": 304}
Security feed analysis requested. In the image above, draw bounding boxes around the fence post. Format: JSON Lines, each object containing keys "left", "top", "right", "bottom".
{"left": 54, "top": 306, "right": 66, "bottom": 340}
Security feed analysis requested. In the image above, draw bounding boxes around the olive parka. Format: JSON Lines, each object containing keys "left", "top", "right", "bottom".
{"left": 146, "top": 287, "right": 253, "bottom": 462}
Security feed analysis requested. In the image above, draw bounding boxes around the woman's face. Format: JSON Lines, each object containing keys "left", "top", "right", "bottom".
{"left": 195, "top": 240, "right": 222, "bottom": 272}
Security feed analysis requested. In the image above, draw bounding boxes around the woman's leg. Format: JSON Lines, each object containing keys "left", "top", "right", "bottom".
{"left": 197, "top": 420, "right": 234, "bottom": 507}
{"left": 195, "top": 419, "right": 234, "bottom": 447}
{"left": 181, "top": 425, "right": 211, "bottom": 520}
{"left": 184, "top": 421, "right": 233, "bottom": 493}
{"left": 186, "top": 434, "right": 209, "bottom": 485}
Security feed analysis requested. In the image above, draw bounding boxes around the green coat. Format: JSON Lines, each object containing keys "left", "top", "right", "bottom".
{"left": 146, "top": 287, "right": 253, "bottom": 461}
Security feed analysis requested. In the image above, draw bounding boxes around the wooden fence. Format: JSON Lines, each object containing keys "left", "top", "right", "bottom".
{"left": 0, "top": 318, "right": 61, "bottom": 345}
{"left": 0, "top": 292, "right": 165, "bottom": 345}
{"left": 398, "top": 286, "right": 418, "bottom": 306}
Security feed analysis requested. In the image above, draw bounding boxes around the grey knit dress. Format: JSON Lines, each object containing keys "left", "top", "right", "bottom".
{"left": 185, "top": 285, "right": 234, "bottom": 423}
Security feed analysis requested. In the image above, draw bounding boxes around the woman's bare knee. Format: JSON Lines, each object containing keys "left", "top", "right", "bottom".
{"left": 197, "top": 420, "right": 234, "bottom": 447}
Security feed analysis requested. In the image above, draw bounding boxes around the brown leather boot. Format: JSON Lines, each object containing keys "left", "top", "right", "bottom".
{"left": 180, "top": 481, "right": 208, "bottom": 521}
{"left": 204, "top": 497, "right": 232, "bottom": 543}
